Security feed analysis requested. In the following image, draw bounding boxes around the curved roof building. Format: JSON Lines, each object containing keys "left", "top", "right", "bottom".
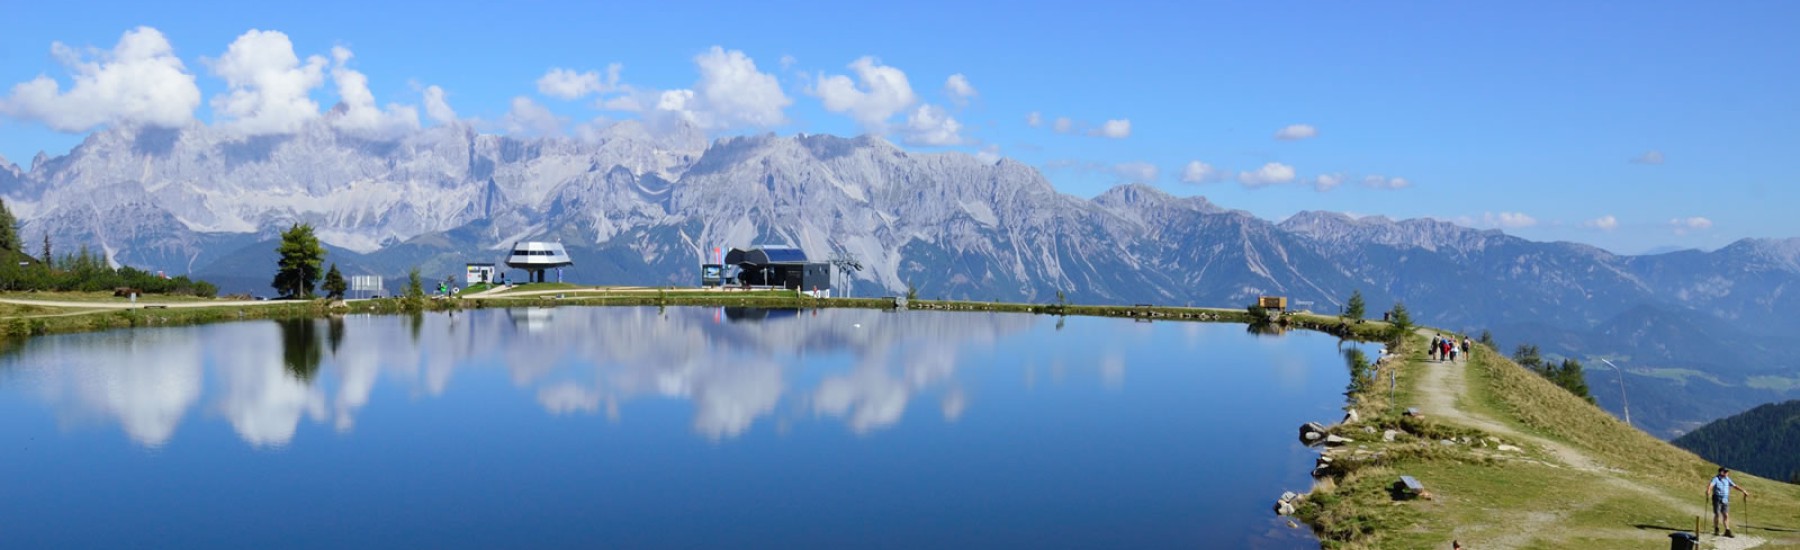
{"left": 506, "top": 242, "right": 573, "bottom": 283}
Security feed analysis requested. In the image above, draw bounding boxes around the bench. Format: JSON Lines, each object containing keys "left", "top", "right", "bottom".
{"left": 1395, "top": 475, "right": 1426, "bottom": 500}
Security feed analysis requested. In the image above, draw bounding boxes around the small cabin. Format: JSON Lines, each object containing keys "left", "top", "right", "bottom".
{"left": 1258, "top": 296, "right": 1288, "bottom": 310}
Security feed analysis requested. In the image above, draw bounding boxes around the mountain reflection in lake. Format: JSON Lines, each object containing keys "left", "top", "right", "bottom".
{"left": 0, "top": 307, "right": 1360, "bottom": 548}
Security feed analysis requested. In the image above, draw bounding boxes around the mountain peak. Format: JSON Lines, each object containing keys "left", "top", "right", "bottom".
{"left": 1281, "top": 210, "right": 1507, "bottom": 253}
{"left": 1092, "top": 184, "right": 1222, "bottom": 214}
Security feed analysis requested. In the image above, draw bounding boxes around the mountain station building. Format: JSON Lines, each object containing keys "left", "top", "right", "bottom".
{"left": 506, "top": 242, "right": 573, "bottom": 283}
{"left": 725, "top": 246, "right": 831, "bottom": 297}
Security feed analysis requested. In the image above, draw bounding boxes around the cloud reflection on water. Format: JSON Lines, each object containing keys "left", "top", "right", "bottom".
{"left": 2, "top": 307, "right": 1033, "bottom": 447}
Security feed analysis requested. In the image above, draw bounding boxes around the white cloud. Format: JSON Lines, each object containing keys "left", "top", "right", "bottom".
{"left": 1092, "top": 118, "right": 1131, "bottom": 139}
{"left": 653, "top": 46, "right": 790, "bottom": 130}
{"left": 1488, "top": 212, "right": 1538, "bottom": 229}
{"left": 1361, "top": 175, "right": 1412, "bottom": 189}
{"left": 503, "top": 96, "right": 563, "bottom": 136}
{"left": 572, "top": 116, "right": 617, "bottom": 143}
{"left": 325, "top": 46, "right": 418, "bottom": 139}
{"left": 975, "top": 144, "right": 1002, "bottom": 163}
{"left": 901, "top": 103, "right": 964, "bottom": 146}
{"left": 535, "top": 64, "right": 620, "bottom": 100}
{"left": 1313, "top": 173, "right": 1344, "bottom": 192}
{"left": 1113, "top": 162, "right": 1159, "bottom": 183}
{"left": 1274, "top": 124, "right": 1318, "bottom": 141}
{"left": 1584, "top": 215, "right": 1619, "bottom": 231}
{"left": 779, "top": 54, "right": 797, "bottom": 70}
{"left": 0, "top": 26, "right": 201, "bottom": 132}
{"left": 1053, "top": 116, "right": 1073, "bottom": 134}
{"left": 1632, "top": 150, "right": 1666, "bottom": 165}
{"left": 421, "top": 85, "right": 456, "bottom": 123}
{"left": 1180, "top": 160, "right": 1220, "bottom": 184}
{"left": 813, "top": 56, "right": 917, "bottom": 132}
{"left": 1670, "top": 216, "right": 1712, "bottom": 235}
{"left": 944, "top": 73, "right": 977, "bottom": 104}
{"left": 1238, "top": 162, "right": 1296, "bottom": 187}
{"left": 208, "top": 29, "right": 329, "bottom": 136}
{"left": 1026, "top": 111, "right": 1042, "bottom": 127}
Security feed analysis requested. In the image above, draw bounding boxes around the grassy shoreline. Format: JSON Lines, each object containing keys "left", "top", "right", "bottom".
{"left": 0, "top": 287, "right": 1398, "bottom": 342}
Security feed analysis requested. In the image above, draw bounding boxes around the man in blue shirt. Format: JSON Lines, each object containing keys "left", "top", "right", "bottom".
{"left": 1707, "top": 466, "right": 1751, "bottom": 537}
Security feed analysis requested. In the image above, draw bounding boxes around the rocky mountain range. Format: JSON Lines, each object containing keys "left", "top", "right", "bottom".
{"left": 4, "top": 120, "right": 1799, "bottom": 437}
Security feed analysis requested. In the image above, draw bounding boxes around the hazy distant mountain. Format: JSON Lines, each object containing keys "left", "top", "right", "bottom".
{"left": 5, "top": 121, "right": 1800, "bottom": 437}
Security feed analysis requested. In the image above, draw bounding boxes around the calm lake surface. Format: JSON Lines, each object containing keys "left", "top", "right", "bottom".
{"left": 0, "top": 307, "right": 1363, "bottom": 548}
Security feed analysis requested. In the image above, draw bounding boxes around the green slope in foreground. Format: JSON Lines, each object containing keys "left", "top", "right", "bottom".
{"left": 1299, "top": 327, "right": 1800, "bottom": 549}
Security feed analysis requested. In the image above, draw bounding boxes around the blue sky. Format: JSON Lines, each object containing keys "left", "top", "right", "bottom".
{"left": 1, "top": 1, "right": 1794, "bottom": 254}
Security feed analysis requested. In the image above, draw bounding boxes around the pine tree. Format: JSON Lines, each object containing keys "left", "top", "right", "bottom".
{"left": 322, "top": 263, "right": 348, "bottom": 299}
{"left": 405, "top": 267, "right": 425, "bottom": 298}
{"left": 0, "top": 197, "right": 20, "bottom": 253}
{"left": 1345, "top": 290, "right": 1366, "bottom": 321}
{"left": 40, "top": 233, "right": 51, "bottom": 268}
{"left": 1513, "top": 344, "right": 1545, "bottom": 372}
{"left": 271, "top": 223, "right": 325, "bottom": 298}
{"left": 1387, "top": 301, "right": 1413, "bottom": 341}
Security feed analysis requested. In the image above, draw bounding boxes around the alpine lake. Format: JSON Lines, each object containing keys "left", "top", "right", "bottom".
{"left": 0, "top": 306, "right": 1370, "bottom": 548}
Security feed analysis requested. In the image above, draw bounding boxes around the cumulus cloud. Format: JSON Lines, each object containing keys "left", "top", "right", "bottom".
{"left": 421, "top": 85, "right": 456, "bottom": 123}
{"left": 1361, "top": 175, "right": 1411, "bottom": 189}
{"left": 1180, "top": 160, "right": 1220, "bottom": 184}
{"left": 1313, "top": 173, "right": 1345, "bottom": 192}
{"left": 208, "top": 29, "right": 329, "bottom": 136}
{"left": 652, "top": 46, "right": 790, "bottom": 130}
{"left": 0, "top": 26, "right": 201, "bottom": 132}
{"left": 1026, "top": 111, "right": 1042, "bottom": 127}
{"left": 325, "top": 46, "right": 418, "bottom": 139}
{"left": 1092, "top": 118, "right": 1131, "bottom": 138}
{"left": 1052, "top": 116, "right": 1073, "bottom": 134}
{"left": 1238, "top": 162, "right": 1296, "bottom": 187}
{"left": 1632, "top": 150, "right": 1666, "bottom": 165}
{"left": 779, "top": 54, "right": 797, "bottom": 70}
{"left": 901, "top": 103, "right": 964, "bottom": 146}
{"left": 813, "top": 56, "right": 917, "bottom": 132}
{"left": 503, "top": 96, "right": 564, "bottom": 136}
{"left": 944, "top": 73, "right": 977, "bottom": 104}
{"left": 535, "top": 64, "right": 621, "bottom": 100}
{"left": 1670, "top": 216, "right": 1712, "bottom": 235}
{"left": 1274, "top": 124, "right": 1318, "bottom": 141}
{"left": 1584, "top": 215, "right": 1619, "bottom": 231}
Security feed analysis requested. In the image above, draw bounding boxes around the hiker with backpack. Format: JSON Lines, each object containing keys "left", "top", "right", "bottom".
{"left": 1430, "top": 335, "right": 1441, "bottom": 361}
{"left": 1708, "top": 467, "right": 1751, "bottom": 537}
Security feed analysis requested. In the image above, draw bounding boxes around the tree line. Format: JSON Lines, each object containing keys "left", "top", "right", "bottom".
{"left": 0, "top": 198, "right": 217, "bottom": 296}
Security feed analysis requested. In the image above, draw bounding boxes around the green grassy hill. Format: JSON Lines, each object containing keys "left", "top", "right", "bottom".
{"left": 1675, "top": 400, "right": 1800, "bottom": 484}
{"left": 1298, "top": 324, "right": 1800, "bottom": 549}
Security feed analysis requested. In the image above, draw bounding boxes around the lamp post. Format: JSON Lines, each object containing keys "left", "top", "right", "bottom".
{"left": 1599, "top": 358, "right": 1631, "bottom": 427}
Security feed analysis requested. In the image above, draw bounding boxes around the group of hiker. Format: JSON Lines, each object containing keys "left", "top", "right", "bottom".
{"left": 1427, "top": 334, "right": 1471, "bottom": 362}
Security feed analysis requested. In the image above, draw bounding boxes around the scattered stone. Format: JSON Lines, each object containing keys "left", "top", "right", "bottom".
{"left": 1324, "top": 434, "right": 1354, "bottom": 446}
{"left": 1276, "top": 501, "right": 1296, "bottom": 516}
{"left": 1497, "top": 444, "right": 1523, "bottom": 452}
{"left": 1404, "top": 407, "right": 1423, "bottom": 418}
{"left": 1300, "top": 422, "right": 1327, "bottom": 442}
{"left": 1383, "top": 429, "right": 1398, "bottom": 442}
{"left": 1440, "top": 439, "right": 1456, "bottom": 446}
{"left": 1362, "top": 426, "right": 1377, "bottom": 434}
{"left": 1343, "top": 409, "right": 1361, "bottom": 424}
